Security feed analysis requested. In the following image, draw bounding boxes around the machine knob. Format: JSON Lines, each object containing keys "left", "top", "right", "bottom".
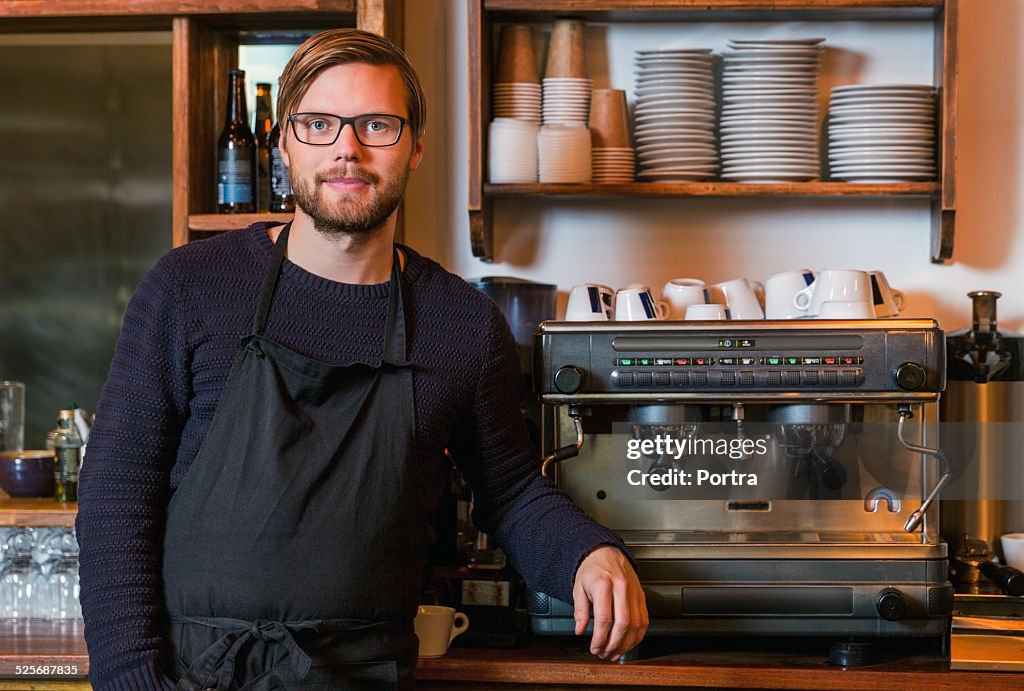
{"left": 553, "top": 365, "right": 584, "bottom": 394}
{"left": 895, "top": 362, "right": 927, "bottom": 391}
{"left": 876, "top": 588, "right": 907, "bottom": 621}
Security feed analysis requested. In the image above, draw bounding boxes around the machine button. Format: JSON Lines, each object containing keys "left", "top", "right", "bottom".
{"left": 895, "top": 362, "right": 927, "bottom": 391}
{"left": 616, "top": 358, "right": 634, "bottom": 366}
{"left": 822, "top": 370, "right": 839, "bottom": 386}
{"left": 719, "top": 357, "right": 737, "bottom": 366}
{"left": 876, "top": 588, "right": 908, "bottom": 621}
{"left": 637, "top": 372, "right": 653, "bottom": 387}
{"left": 554, "top": 366, "right": 584, "bottom": 394}
{"left": 738, "top": 371, "right": 754, "bottom": 386}
{"left": 654, "top": 358, "right": 674, "bottom": 366}
{"left": 784, "top": 370, "right": 801, "bottom": 386}
{"left": 720, "top": 372, "right": 736, "bottom": 386}
{"left": 840, "top": 369, "right": 859, "bottom": 386}
{"left": 672, "top": 372, "right": 689, "bottom": 387}
{"left": 655, "top": 371, "right": 671, "bottom": 386}
{"left": 637, "top": 357, "right": 653, "bottom": 367}
{"left": 616, "top": 371, "right": 634, "bottom": 387}
{"left": 766, "top": 371, "right": 782, "bottom": 386}
{"left": 692, "top": 371, "right": 709, "bottom": 386}
{"left": 802, "top": 370, "right": 820, "bottom": 385}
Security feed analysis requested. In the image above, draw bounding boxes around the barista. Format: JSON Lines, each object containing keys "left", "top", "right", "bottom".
{"left": 76, "top": 29, "right": 647, "bottom": 690}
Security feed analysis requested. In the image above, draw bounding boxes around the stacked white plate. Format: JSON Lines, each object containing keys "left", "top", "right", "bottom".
{"left": 593, "top": 147, "right": 635, "bottom": 183}
{"left": 720, "top": 38, "right": 824, "bottom": 183}
{"left": 488, "top": 118, "right": 539, "bottom": 183}
{"left": 633, "top": 48, "right": 718, "bottom": 182}
{"left": 538, "top": 124, "right": 592, "bottom": 183}
{"left": 493, "top": 82, "right": 541, "bottom": 123}
{"left": 827, "top": 84, "right": 937, "bottom": 182}
{"left": 542, "top": 77, "right": 592, "bottom": 125}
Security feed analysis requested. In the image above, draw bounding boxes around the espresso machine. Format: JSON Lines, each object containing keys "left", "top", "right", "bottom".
{"left": 529, "top": 319, "right": 954, "bottom": 658}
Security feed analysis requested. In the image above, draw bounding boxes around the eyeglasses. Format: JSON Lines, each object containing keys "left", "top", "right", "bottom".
{"left": 287, "top": 113, "right": 410, "bottom": 147}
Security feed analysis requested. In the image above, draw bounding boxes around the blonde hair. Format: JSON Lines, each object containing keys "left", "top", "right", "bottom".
{"left": 277, "top": 28, "right": 426, "bottom": 140}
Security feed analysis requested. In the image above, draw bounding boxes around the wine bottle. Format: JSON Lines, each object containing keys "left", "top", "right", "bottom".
{"left": 217, "top": 69, "right": 256, "bottom": 213}
{"left": 53, "top": 409, "right": 82, "bottom": 503}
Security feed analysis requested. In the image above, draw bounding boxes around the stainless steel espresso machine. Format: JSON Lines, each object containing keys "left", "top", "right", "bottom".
{"left": 528, "top": 319, "right": 954, "bottom": 657}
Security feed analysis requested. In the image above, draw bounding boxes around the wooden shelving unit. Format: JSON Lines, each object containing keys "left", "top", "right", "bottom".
{"left": 468, "top": 0, "right": 958, "bottom": 263}
{"left": 0, "top": 495, "right": 76, "bottom": 528}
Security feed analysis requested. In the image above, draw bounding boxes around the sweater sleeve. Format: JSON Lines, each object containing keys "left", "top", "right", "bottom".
{"left": 75, "top": 253, "right": 188, "bottom": 690}
{"left": 448, "top": 305, "right": 633, "bottom": 604}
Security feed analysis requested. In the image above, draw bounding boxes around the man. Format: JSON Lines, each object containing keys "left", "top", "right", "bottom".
{"left": 77, "top": 29, "right": 647, "bottom": 690}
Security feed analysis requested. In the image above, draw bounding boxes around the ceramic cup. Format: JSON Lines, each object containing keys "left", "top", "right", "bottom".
{"left": 616, "top": 286, "right": 668, "bottom": 321}
{"left": 566, "top": 284, "right": 615, "bottom": 321}
{"left": 414, "top": 605, "right": 470, "bottom": 658}
{"left": 662, "top": 278, "right": 708, "bottom": 320}
{"left": 868, "top": 270, "right": 905, "bottom": 318}
{"left": 817, "top": 300, "right": 876, "bottom": 319}
{"left": 794, "top": 269, "right": 871, "bottom": 317}
{"left": 765, "top": 269, "right": 815, "bottom": 319}
{"left": 709, "top": 278, "right": 764, "bottom": 320}
{"left": 1001, "top": 533, "right": 1024, "bottom": 571}
{"left": 685, "top": 303, "right": 731, "bottom": 321}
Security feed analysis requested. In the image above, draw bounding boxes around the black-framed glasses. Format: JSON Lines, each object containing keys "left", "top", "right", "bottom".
{"left": 287, "top": 112, "right": 410, "bottom": 147}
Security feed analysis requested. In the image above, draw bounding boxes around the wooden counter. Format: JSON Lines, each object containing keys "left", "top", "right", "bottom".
{"left": 0, "top": 620, "right": 89, "bottom": 689}
{"left": 415, "top": 635, "right": 1023, "bottom": 690}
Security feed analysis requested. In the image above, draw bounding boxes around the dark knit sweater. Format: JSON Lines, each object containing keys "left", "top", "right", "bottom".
{"left": 75, "top": 224, "right": 627, "bottom": 691}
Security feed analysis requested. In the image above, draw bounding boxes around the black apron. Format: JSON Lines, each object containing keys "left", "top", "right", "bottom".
{"left": 162, "top": 224, "right": 426, "bottom": 690}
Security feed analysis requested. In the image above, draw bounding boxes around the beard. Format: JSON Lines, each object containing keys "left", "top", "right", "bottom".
{"left": 291, "top": 163, "right": 410, "bottom": 239}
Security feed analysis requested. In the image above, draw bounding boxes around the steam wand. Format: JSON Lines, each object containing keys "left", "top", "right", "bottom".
{"left": 541, "top": 405, "right": 585, "bottom": 477}
{"left": 896, "top": 405, "right": 956, "bottom": 532}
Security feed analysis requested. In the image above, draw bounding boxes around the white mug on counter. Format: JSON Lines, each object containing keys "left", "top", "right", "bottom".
{"left": 662, "top": 278, "right": 709, "bottom": 320}
{"left": 709, "top": 278, "right": 764, "bottom": 320}
{"left": 765, "top": 269, "right": 815, "bottom": 319}
{"left": 794, "top": 269, "right": 871, "bottom": 317}
{"left": 685, "top": 303, "right": 731, "bottom": 321}
{"left": 616, "top": 286, "right": 669, "bottom": 321}
{"left": 566, "top": 284, "right": 615, "bottom": 321}
{"left": 414, "top": 605, "right": 469, "bottom": 658}
{"left": 868, "top": 270, "right": 905, "bottom": 318}
{"left": 817, "top": 300, "right": 876, "bottom": 319}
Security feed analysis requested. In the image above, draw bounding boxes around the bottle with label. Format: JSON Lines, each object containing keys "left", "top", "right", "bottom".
{"left": 217, "top": 69, "right": 256, "bottom": 213}
{"left": 53, "top": 409, "right": 82, "bottom": 503}
{"left": 254, "top": 82, "right": 273, "bottom": 212}
{"left": 268, "top": 121, "right": 296, "bottom": 212}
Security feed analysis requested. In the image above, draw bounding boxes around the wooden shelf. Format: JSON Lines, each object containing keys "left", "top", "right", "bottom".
{"left": 485, "top": 182, "right": 939, "bottom": 198}
{"left": 0, "top": 619, "right": 88, "bottom": 684}
{"left": 189, "top": 212, "right": 293, "bottom": 233}
{"left": 0, "top": 496, "right": 76, "bottom": 528}
{"left": 0, "top": 0, "right": 355, "bottom": 18}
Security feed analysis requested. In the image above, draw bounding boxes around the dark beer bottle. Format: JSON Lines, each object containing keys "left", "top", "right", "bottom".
{"left": 254, "top": 82, "right": 273, "bottom": 212}
{"left": 269, "top": 121, "right": 296, "bottom": 212}
{"left": 217, "top": 69, "right": 256, "bottom": 213}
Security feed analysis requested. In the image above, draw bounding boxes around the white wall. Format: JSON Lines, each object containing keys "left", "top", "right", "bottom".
{"left": 402, "top": 0, "right": 1024, "bottom": 334}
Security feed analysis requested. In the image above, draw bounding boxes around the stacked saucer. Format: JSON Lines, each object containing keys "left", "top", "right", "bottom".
{"left": 538, "top": 124, "right": 592, "bottom": 183}
{"left": 488, "top": 118, "right": 539, "bottom": 183}
{"left": 542, "top": 77, "right": 593, "bottom": 125}
{"left": 720, "top": 38, "right": 824, "bottom": 183}
{"left": 827, "top": 84, "right": 937, "bottom": 182}
{"left": 493, "top": 83, "right": 541, "bottom": 123}
{"left": 633, "top": 48, "right": 717, "bottom": 182}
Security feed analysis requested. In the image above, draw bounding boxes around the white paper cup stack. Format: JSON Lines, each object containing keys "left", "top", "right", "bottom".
{"left": 542, "top": 77, "right": 593, "bottom": 125}
{"left": 827, "top": 84, "right": 937, "bottom": 182}
{"left": 632, "top": 48, "right": 718, "bottom": 182}
{"left": 538, "top": 124, "right": 592, "bottom": 183}
{"left": 488, "top": 118, "right": 539, "bottom": 183}
{"left": 720, "top": 38, "right": 824, "bottom": 183}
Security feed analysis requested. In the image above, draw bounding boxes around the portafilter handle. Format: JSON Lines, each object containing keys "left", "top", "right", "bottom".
{"left": 541, "top": 405, "right": 585, "bottom": 477}
{"left": 896, "top": 405, "right": 956, "bottom": 532}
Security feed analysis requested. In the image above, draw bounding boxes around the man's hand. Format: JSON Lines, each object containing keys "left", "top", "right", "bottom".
{"left": 572, "top": 545, "right": 648, "bottom": 660}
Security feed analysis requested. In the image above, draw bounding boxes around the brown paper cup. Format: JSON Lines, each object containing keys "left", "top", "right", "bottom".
{"left": 545, "top": 19, "right": 588, "bottom": 79}
{"left": 589, "top": 89, "right": 630, "bottom": 148}
{"left": 496, "top": 25, "right": 540, "bottom": 84}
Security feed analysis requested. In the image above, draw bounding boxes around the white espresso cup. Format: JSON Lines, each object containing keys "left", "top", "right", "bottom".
{"left": 414, "top": 605, "right": 469, "bottom": 658}
{"left": 765, "top": 269, "right": 815, "bottom": 319}
{"left": 1001, "top": 533, "right": 1024, "bottom": 570}
{"left": 817, "top": 300, "right": 876, "bottom": 319}
{"left": 794, "top": 269, "right": 871, "bottom": 317}
{"left": 662, "top": 278, "right": 708, "bottom": 320}
{"left": 685, "top": 303, "right": 731, "bottom": 321}
{"left": 616, "top": 286, "right": 669, "bottom": 321}
{"left": 868, "top": 270, "right": 905, "bottom": 318}
{"left": 709, "top": 278, "right": 764, "bottom": 320}
{"left": 566, "top": 284, "right": 615, "bottom": 321}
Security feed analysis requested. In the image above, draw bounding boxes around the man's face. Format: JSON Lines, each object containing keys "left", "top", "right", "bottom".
{"left": 280, "top": 63, "right": 423, "bottom": 238}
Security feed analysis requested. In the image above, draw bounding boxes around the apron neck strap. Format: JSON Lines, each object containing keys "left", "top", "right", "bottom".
{"left": 253, "top": 223, "right": 410, "bottom": 366}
